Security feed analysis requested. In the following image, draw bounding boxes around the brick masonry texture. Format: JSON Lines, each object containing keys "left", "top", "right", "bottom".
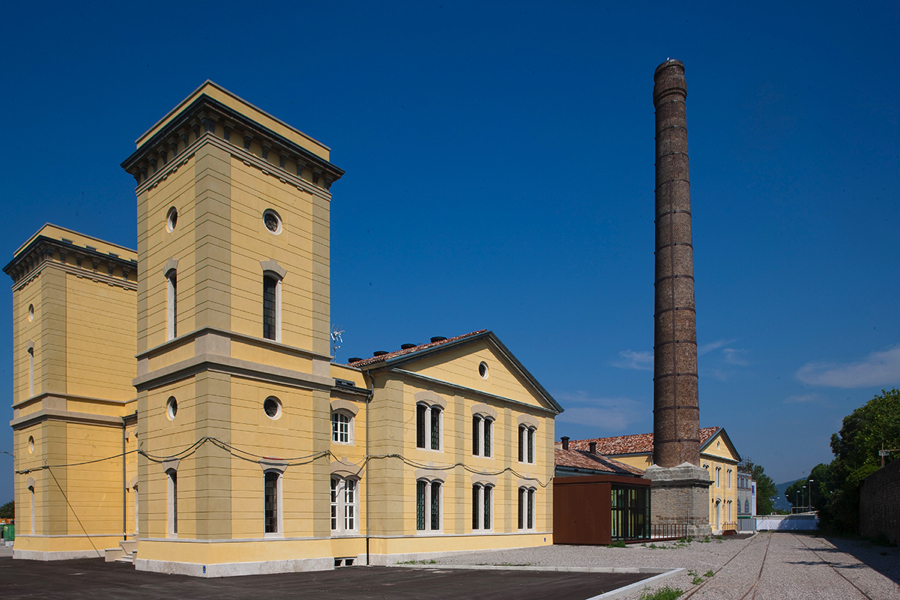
{"left": 859, "top": 459, "right": 900, "bottom": 545}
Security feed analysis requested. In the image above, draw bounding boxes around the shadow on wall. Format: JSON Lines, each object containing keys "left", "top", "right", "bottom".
{"left": 827, "top": 537, "right": 900, "bottom": 586}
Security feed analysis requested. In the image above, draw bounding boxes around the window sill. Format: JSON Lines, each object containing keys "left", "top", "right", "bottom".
{"left": 264, "top": 532, "right": 284, "bottom": 539}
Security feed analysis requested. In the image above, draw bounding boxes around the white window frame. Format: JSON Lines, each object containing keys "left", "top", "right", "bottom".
{"left": 416, "top": 403, "right": 442, "bottom": 452}
{"left": 263, "top": 469, "right": 283, "bottom": 537}
{"left": 27, "top": 346, "right": 34, "bottom": 397}
{"left": 332, "top": 410, "right": 353, "bottom": 444}
{"left": 262, "top": 274, "right": 282, "bottom": 342}
{"left": 28, "top": 484, "right": 35, "bottom": 535}
{"left": 166, "top": 270, "right": 177, "bottom": 340}
{"left": 331, "top": 476, "right": 359, "bottom": 535}
{"left": 166, "top": 468, "right": 178, "bottom": 538}
{"left": 518, "top": 425, "right": 536, "bottom": 465}
{"left": 472, "top": 483, "right": 494, "bottom": 532}
{"left": 416, "top": 479, "right": 442, "bottom": 533}
{"left": 727, "top": 468, "right": 732, "bottom": 489}
{"left": 517, "top": 486, "right": 536, "bottom": 531}
{"left": 716, "top": 466, "right": 721, "bottom": 488}
{"left": 473, "top": 415, "right": 494, "bottom": 458}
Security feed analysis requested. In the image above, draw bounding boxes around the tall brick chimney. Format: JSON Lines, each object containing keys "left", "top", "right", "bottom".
{"left": 652, "top": 59, "right": 701, "bottom": 468}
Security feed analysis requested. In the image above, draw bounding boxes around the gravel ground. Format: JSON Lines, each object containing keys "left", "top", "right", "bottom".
{"left": 432, "top": 533, "right": 900, "bottom": 599}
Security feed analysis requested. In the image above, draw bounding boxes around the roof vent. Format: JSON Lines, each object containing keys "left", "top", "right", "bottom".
{"left": 400, "top": 343, "right": 417, "bottom": 350}
{"left": 561, "top": 436, "right": 570, "bottom": 450}
{"left": 589, "top": 442, "right": 597, "bottom": 454}
{"left": 373, "top": 350, "right": 388, "bottom": 357}
{"left": 348, "top": 357, "right": 362, "bottom": 363}
{"left": 335, "top": 378, "right": 354, "bottom": 388}
{"left": 430, "top": 336, "right": 447, "bottom": 343}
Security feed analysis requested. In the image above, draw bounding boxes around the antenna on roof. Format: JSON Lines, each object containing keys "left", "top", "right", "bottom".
{"left": 330, "top": 324, "right": 344, "bottom": 361}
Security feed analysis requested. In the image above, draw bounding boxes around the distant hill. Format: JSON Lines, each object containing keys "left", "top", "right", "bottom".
{"left": 774, "top": 479, "right": 802, "bottom": 511}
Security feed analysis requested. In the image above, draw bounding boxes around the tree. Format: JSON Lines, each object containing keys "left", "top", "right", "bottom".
{"left": 820, "top": 389, "right": 900, "bottom": 533}
{"left": 0, "top": 501, "right": 13, "bottom": 519}
{"left": 785, "top": 479, "right": 805, "bottom": 510}
{"left": 739, "top": 457, "right": 778, "bottom": 515}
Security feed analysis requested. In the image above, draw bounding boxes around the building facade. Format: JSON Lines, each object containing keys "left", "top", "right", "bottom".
{"left": 6, "top": 82, "right": 561, "bottom": 575}
{"left": 563, "top": 426, "right": 741, "bottom": 534}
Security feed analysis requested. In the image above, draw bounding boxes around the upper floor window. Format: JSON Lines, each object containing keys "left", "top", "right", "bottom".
{"left": 167, "top": 469, "right": 178, "bottom": 537}
{"left": 472, "top": 415, "right": 493, "bottom": 458}
{"left": 263, "top": 275, "right": 279, "bottom": 341}
{"left": 332, "top": 411, "right": 352, "bottom": 444}
{"left": 518, "top": 425, "right": 536, "bottom": 464}
{"left": 416, "top": 479, "right": 442, "bottom": 532}
{"left": 416, "top": 404, "right": 441, "bottom": 451}
{"left": 166, "top": 270, "right": 177, "bottom": 340}
{"left": 727, "top": 469, "right": 732, "bottom": 489}
{"left": 715, "top": 466, "right": 721, "bottom": 488}
{"left": 264, "top": 470, "right": 281, "bottom": 535}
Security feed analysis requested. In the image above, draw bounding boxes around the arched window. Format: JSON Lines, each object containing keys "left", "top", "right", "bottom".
{"left": 332, "top": 412, "right": 352, "bottom": 444}
{"left": 416, "top": 479, "right": 442, "bottom": 532}
{"left": 264, "top": 470, "right": 281, "bottom": 535}
{"left": 416, "top": 404, "right": 442, "bottom": 451}
{"left": 28, "top": 483, "right": 35, "bottom": 535}
{"left": 518, "top": 425, "right": 536, "bottom": 464}
{"left": 472, "top": 484, "right": 493, "bottom": 531}
{"left": 166, "top": 469, "right": 178, "bottom": 537}
{"left": 260, "top": 261, "right": 286, "bottom": 342}
{"left": 330, "top": 477, "right": 358, "bottom": 534}
{"left": 166, "top": 270, "right": 177, "bottom": 340}
{"left": 473, "top": 415, "right": 494, "bottom": 458}
{"left": 27, "top": 344, "right": 34, "bottom": 397}
{"left": 518, "top": 486, "right": 536, "bottom": 530}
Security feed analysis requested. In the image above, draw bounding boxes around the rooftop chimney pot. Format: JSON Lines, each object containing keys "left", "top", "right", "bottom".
{"left": 561, "top": 436, "right": 569, "bottom": 450}
{"left": 589, "top": 441, "right": 597, "bottom": 454}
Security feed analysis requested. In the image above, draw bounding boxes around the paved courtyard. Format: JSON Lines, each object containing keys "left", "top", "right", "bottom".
{"left": 0, "top": 533, "right": 896, "bottom": 599}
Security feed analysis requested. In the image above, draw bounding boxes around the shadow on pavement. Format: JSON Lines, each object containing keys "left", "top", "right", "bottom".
{"left": 826, "top": 537, "right": 900, "bottom": 586}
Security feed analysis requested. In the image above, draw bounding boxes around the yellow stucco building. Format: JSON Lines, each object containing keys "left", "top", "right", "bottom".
{"left": 5, "top": 82, "right": 561, "bottom": 575}
{"left": 563, "top": 427, "right": 741, "bottom": 533}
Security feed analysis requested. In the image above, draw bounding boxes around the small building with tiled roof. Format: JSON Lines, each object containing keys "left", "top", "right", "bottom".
{"left": 558, "top": 427, "right": 743, "bottom": 534}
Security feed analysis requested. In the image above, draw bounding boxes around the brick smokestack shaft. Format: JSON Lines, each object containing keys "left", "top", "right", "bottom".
{"left": 653, "top": 60, "right": 700, "bottom": 468}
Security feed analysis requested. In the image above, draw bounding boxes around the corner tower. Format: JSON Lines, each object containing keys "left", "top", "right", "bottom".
{"left": 122, "top": 82, "right": 344, "bottom": 573}
{"left": 645, "top": 60, "right": 711, "bottom": 536}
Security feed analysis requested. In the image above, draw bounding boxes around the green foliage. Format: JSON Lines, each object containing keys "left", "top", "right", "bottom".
{"left": 819, "top": 389, "right": 900, "bottom": 534}
{"left": 607, "top": 540, "right": 627, "bottom": 548}
{"left": 691, "top": 575, "right": 704, "bottom": 585}
{"left": 739, "top": 457, "right": 778, "bottom": 515}
{"left": 639, "top": 586, "right": 683, "bottom": 600}
{"left": 703, "top": 570, "right": 715, "bottom": 578}
{"left": 0, "top": 501, "right": 12, "bottom": 519}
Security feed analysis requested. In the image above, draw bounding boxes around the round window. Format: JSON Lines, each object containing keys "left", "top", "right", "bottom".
{"left": 263, "top": 209, "right": 282, "bottom": 235}
{"left": 28, "top": 304, "right": 34, "bottom": 322}
{"left": 166, "top": 207, "right": 178, "bottom": 232}
{"left": 28, "top": 436, "right": 34, "bottom": 453}
{"left": 264, "top": 396, "right": 282, "bottom": 420}
{"left": 478, "top": 361, "right": 489, "bottom": 379}
{"left": 166, "top": 397, "right": 178, "bottom": 420}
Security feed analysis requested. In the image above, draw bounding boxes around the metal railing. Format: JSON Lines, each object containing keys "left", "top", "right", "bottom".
{"left": 650, "top": 523, "right": 689, "bottom": 540}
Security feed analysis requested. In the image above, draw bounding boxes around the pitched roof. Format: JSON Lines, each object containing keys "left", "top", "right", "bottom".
{"left": 563, "top": 426, "right": 721, "bottom": 456}
{"left": 554, "top": 448, "right": 646, "bottom": 476}
{"left": 346, "top": 330, "right": 487, "bottom": 368}
{"left": 346, "top": 330, "right": 563, "bottom": 414}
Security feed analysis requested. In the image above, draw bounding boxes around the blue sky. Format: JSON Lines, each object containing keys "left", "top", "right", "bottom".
{"left": 0, "top": 1, "right": 897, "bottom": 502}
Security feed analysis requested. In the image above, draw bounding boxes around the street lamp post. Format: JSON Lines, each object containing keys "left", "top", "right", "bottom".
{"left": 795, "top": 490, "right": 800, "bottom": 514}
{"left": 808, "top": 479, "right": 815, "bottom": 511}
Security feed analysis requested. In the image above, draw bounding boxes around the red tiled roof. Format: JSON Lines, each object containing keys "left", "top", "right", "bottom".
{"left": 554, "top": 448, "right": 646, "bottom": 476}
{"left": 561, "top": 426, "right": 720, "bottom": 456}
{"left": 346, "top": 330, "right": 487, "bottom": 368}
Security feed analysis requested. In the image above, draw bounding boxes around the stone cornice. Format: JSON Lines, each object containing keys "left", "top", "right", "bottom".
{"left": 4, "top": 236, "right": 138, "bottom": 289}
{"left": 136, "top": 326, "right": 331, "bottom": 363}
{"left": 12, "top": 391, "right": 136, "bottom": 410}
{"left": 121, "top": 94, "right": 343, "bottom": 193}
{"left": 10, "top": 408, "right": 128, "bottom": 430}
{"left": 386, "top": 369, "right": 558, "bottom": 416}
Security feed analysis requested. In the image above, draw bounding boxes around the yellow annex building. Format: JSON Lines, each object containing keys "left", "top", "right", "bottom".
{"left": 5, "top": 82, "right": 562, "bottom": 575}
{"left": 563, "top": 427, "right": 741, "bottom": 533}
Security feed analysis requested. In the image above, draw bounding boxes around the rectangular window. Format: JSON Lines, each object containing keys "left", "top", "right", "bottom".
{"left": 473, "top": 416, "right": 480, "bottom": 455}
{"left": 416, "top": 405, "right": 426, "bottom": 449}
{"left": 483, "top": 419, "right": 492, "bottom": 458}
{"left": 416, "top": 480, "right": 426, "bottom": 530}
{"left": 263, "top": 276, "right": 277, "bottom": 340}
{"left": 472, "top": 485, "right": 479, "bottom": 530}
{"left": 483, "top": 486, "right": 491, "bottom": 530}
{"left": 518, "top": 426, "right": 525, "bottom": 462}
{"left": 527, "top": 429, "right": 534, "bottom": 464}
{"left": 264, "top": 471, "right": 279, "bottom": 534}
{"left": 430, "top": 482, "right": 441, "bottom": 531}
{"left": 527, "top": 489, "right": 535, "bottom": 530}
{"left": 332, "top": 412, "right": 350, "bottom": 443}
{"left": 28, "top": 348, "right": 34, "bottom": 397}
{"left": 168, "top": 470, "right": 178, "bottom": 536}
{"left": 330, "top": 478, "right": 338, "bottom": 531}
{"left": 430, "top": 408, "right": 441, "bottom": 450}
{"left": 518, "top": 488, "right": 525, "bottom": 529}
{"left": 344, "top": 479, "right": 356, "bottom": 531}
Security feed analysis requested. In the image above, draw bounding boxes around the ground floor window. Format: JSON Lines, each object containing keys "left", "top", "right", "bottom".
{"left": 416, "top": 479, "right": 442, "bottom": 532}
{"left": 264, "top": 471, "right": 280, "bottom": 534}
{"left": 611, "top": 486, "right": 650, "bottom": 541}
{"left": 331, "top": 477, "right": 358, "bottom": 534}
{"left": 472, "top": 484, "right": 493, "bottom": 531}
{"left": 517, "top": 487, "right": 535, "bottom": 530}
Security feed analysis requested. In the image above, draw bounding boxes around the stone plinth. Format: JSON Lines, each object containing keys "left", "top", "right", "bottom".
{"left": 645, "top": 462, "right": 712, "bottom": 537}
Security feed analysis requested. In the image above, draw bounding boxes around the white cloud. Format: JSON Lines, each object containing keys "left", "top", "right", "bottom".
{"left": 783, "top": 393, "right": 822, "bottom": 404}
{"left": 796, "top": 347, "right": 900, "bottom": 389}
{"left": 612, "top": 350, "right": 653, "bottom": 371}
{"left": 698, "top": 339, "right": 737, "bottom": 355}
{"left": 723, "top": 348, "right": 750, "bottom": 366}
{"left": 555, "top": 392, "right": 646, "bottom": 431}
